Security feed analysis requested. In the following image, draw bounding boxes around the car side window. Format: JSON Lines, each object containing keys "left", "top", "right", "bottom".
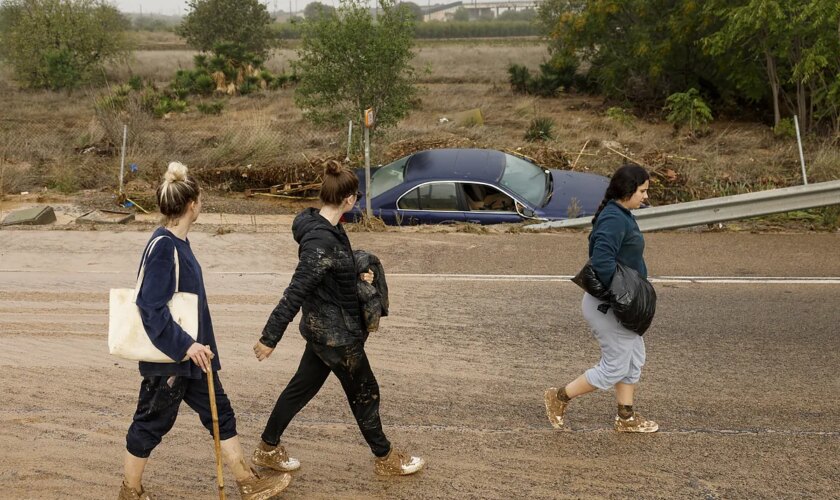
{"left": 399, "top": 187, "right": 421, "bottom": 209}
{"left": 399, "top": 183, "right": 459, "bottom": 211}
{"left": 463, "top": 183, "right": 515, "bottom": 212}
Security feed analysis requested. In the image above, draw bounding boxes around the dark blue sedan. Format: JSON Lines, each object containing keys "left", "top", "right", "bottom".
{"left": 346, "top": 148, "right": 609, "bottom": 225}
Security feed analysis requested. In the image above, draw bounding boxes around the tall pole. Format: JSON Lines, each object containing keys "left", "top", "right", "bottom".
{"left": 119, "top": 124, "right": 127, "bottom": 196}
{"left": 794, "top": 115, "right": 808, "bottom": 185}
{"left": 364, "top": 126, "right": 372, "bottom": 218}
{"left": 346, "top": 120, "right": 353, "bottom": 162}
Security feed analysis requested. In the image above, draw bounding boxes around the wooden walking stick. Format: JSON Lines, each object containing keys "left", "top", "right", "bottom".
{"left": 207, "top": 369, "right": 226, "bottom": 500}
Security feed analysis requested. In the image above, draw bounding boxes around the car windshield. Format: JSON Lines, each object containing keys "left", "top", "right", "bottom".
{"left": 369, "top": 155, "right": 409, "bottom": 199}
{"left": 500, "top": 154, "right": 548, "bottom": 206}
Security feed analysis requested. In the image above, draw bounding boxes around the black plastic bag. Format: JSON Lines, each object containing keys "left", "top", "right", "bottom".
{"left": 571, "top": 260, "right": 611, "bottom": 301}
{"left": 572, "top": 260, "right": 657, "bottom": 335}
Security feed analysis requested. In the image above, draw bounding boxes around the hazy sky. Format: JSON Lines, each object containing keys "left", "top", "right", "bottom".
{"left": 109, "top": 0, "right": 348, "bottom": 16}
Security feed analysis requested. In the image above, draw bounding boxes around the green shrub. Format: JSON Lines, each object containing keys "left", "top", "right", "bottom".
{"left": 606, "top": 106, "right": 636, "bottom": 128}
{"left": 773, "top": 117, "right": 797, "bottom": 138}
{"left": 508, "top": 64, "right": 530, "bottom": 94}
{"left": 193, "top": 73, "right": 215, "bottom": 95}
{"left": 508, "top": 55, "right": 577, "bottom": 97}
{"left": 664, "top": 88, "right": 713, "bottom": 135}
{"left": 153, "top": 97, "right": 188, "bottom": 117}
{"left": 127, "top": 75, "right": 143, "bottom": 91}
{"left": 197, "top": 100, "right": 225, "bottom": 115}
{"left": 525, "top": 117, "right": 555, "bottom": 142}
{"left": 238, "top": 80, "right": 258, "bottom": 95}
{"left": 0, "top": 0, "right": 130, "bottom": 90}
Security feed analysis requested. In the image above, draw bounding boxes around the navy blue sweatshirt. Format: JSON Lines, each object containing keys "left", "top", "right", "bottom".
{"left": 136, "top": 227, "right": 220, "bottom": 379}
{"left": 588, "top": 200, "right": 647, "bottom": 287}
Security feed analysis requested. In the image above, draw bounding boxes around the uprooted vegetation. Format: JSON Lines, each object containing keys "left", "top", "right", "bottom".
{"left": 1, "top": 40, "right": 838, "bottom": 222}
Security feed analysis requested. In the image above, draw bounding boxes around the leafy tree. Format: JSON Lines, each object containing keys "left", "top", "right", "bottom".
{"left": 703, "top": 0, "right": 840, "bottom": 132}
{"left": 536, "top": 0, "right": 727, "bottom": 107}
{"left": 178, "top": 0, "right": 274, "bottom": 57}
{"left": 0, "top": 0, "right": 130, "bottom": 90}
{"left": 303, "top": 1, "right": 336, "bottom": 20}
{"left": 400, "top": 2, "right": 424, "bottom": 23}
{"left": 294, "top": 0, "right": 418, "bottom": 131}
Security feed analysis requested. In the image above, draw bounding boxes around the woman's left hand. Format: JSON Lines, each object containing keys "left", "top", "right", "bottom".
{"left": 253, "top": 341, "right": 274, "bottom": 362}
{"left": 360, "top": 270, "right": 374, "bottom": 284}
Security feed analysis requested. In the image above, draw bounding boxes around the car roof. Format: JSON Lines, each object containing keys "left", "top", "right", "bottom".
{"left": 404, "top": 149, "right": 506, "bottom": 183}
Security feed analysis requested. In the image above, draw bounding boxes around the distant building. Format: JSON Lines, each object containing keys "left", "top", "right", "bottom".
{"left": 423, "top": 0, "right": 538, "bottom": 21}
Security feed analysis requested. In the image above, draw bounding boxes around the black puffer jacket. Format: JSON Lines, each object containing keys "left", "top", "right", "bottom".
{"left": 260, "top": 208, "right": 365, "bottom": 348}
{"left": 354, "top": 250, "right": 389, "bottom": 332}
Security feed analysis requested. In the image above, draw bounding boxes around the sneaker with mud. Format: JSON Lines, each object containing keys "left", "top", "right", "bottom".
{"left": 374, "top": 448, "right": 425, "bottom": 476}
{"left": 117, "top": 482, "right": 151, "bottom": 500}
{"left": 253, "top": 443, "right": 301, "bottom": 472}
{"left": 614, "top": 412, "right": 659, "bottom": 433}
{"left": 544, "top": 387, "right": 569, "bottom": 429}
{"left": 236, "top": 468, "right": 292, "bottom": 500}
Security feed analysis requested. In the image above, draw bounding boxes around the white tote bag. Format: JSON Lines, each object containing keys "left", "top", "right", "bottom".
{"left": 108, "top": 235, "right": 198, "bottom": 362}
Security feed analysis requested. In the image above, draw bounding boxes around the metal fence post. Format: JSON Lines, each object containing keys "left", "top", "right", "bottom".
{"left": 794, "top": 115, "right": 808, "bottom": 185}
{"left": 119, "top": 124, "right": 127, "bottom": 195}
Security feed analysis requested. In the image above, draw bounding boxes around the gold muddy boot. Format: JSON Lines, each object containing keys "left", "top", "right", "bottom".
{"left": 236, "top": 468, "right": 292, "bottom": 500}
{"left": 614, "top": 412, "right": 659, "bottom": 433}
{"left": 117, "top": 482, "right": 151, "bottom": 500}
{"left": 374, "top": 448, "right": 425, "bottom": 476}
{"left": 252, "top": 444, "right": 301, "bottom": 472}
{"left": 544, "top": 387, "right": 569, "bottom": 429}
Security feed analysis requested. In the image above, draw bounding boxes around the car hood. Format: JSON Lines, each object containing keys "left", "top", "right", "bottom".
{"left": 539, "top": 170, "right": 609, "bottom": 218}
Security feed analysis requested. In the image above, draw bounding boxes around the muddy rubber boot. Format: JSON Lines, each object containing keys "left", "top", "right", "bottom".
{"left": 544, "top": 387, "right": 569, "bottom": 430}
{"left": 614, "top": 412, "right": 659, "bottom": 433}
{"left": 252, "top": 443, "right": 301, "bottom": 472}
{"left": 374, "top": 448, "right": 425, "bottom": 476}
{"left": 236, "top": 468, "right": 292, "bottom": 500}
{"left": 117, "top": 481, "right": 151, "bottom": 500}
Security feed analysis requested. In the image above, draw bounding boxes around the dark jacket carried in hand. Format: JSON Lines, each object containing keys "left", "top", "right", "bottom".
{"left": 354, "top": 250, "right": 389, "bottom": 332}
{"left": 573, "top": 200, "right": 656, "bottom": 335}
{"left": 260, "top": 208, "right": 365, "bottom": 348}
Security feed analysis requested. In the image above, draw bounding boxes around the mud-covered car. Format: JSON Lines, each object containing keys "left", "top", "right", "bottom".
{"left": 345, "top": 148, "right": 609, "bottom": 225}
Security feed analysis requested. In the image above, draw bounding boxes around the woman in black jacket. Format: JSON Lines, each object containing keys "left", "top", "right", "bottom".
{"left": 252, "top": 161, "right": 425, "bottom": 476}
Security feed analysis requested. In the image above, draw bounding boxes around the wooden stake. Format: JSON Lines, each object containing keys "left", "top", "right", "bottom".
{"left": 572, "top": 140, "right": 590, "bottom": 170}
{"left": 207, "top": 370, "right": 226, "bottom": 500}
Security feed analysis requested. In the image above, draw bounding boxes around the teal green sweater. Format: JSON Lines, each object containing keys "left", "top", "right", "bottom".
{"left": 588, "top": 200, "right": 647, "bottom": 287}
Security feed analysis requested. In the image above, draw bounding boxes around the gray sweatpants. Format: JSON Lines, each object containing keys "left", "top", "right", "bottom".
{"left": 581, "top": 292, "right": 646, "bottom": 390}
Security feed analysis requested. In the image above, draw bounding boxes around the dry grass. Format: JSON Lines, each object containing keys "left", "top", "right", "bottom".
{"left": 1, "top": 36, "right": 838, "bottom": 206}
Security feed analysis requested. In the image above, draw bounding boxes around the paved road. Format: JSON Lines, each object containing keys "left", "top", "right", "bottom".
{"left": 0, "top": 229, "right": 838, "bottom": 498}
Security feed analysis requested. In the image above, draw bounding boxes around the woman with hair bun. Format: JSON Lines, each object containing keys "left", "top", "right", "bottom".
{"left": 119, "top": 162, "right": 291, "bottom": 500}
{"left": 544, "top": 163, "right": 660, "bottom": 433}
{"left": 253, "top": 160, "right": 426, "bottom": 477}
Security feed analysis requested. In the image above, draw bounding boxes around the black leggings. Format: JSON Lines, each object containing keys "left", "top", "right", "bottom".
{"left": 126, "top": 372, "right": 237, "bottom": 458}
{"left": 261, "top": 341, "right": 391, "bottom": 457}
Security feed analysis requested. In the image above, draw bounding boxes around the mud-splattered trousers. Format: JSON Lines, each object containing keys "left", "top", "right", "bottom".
{"left": 125, "top": 372, "right": 237, "bottom": 458}
{"left": 581, "top": 293, "right": 646, "bottom": 389}
{"left": 261, "top": 341, "right": 391, "bottom": 457}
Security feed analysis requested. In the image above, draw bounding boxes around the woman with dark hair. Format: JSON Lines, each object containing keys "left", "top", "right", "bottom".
{"left": 252, "top": 161, "right": 425, "bottom": 476}
{"left": 544, "top": 163, "right": 659, "bottom": 433}
{"left": 119, "top": 162, "right": 291, "bottom": 500}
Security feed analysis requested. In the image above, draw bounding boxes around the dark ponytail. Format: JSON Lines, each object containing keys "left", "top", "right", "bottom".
{"left": 591, "top": 163, "right": 649, "bottom": 225}
{"left": 319, "top": 160, "right": 359, "bottom": 206}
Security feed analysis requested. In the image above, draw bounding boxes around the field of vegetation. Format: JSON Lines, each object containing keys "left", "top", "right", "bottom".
{"left": 1, "top": 32, "right": 838, "bottom": 226}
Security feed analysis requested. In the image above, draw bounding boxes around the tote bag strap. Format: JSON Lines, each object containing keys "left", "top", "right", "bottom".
{"left": 132, "top": 235, "right": 180, "bottom": 301}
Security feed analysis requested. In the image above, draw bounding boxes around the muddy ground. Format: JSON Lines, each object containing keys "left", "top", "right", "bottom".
{"left": 0, "top": 222, "right": 839, "bottom": 499}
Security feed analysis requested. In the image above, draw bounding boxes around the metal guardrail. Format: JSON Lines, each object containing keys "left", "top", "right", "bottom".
{"left": 527, "top": 179, "right": 840, "bottom": 232}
